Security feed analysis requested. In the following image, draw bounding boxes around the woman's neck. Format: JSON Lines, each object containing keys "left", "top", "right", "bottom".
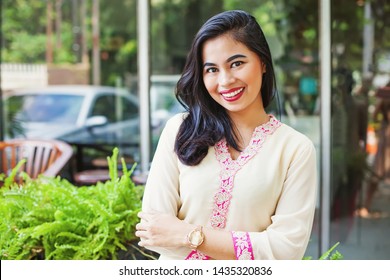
{"left": 229, "top": 109, "right": 269, "bottom": 133}
{"left": 228, "top": 109, "right": 270, "bottom": 153}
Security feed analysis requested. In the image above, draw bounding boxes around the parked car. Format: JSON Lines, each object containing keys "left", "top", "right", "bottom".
{"left": 3, "top": 75, "right": 184, "bottom": 155}
{"left": 4, "top": 83, "right": 181, "bottom": 144}
{"left": 4, "top": 85, "right": 141, "bottom": 146}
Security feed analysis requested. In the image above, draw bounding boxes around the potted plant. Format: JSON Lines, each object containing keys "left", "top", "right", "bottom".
{"left": 0, "top": 148, "right": 157, "bottom": 260}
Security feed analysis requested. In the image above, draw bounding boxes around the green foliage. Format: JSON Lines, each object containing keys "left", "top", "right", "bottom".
{"left": 303, "top": 242, "right": 344, "bottom": 260}
{"left": 319, "top": 242, "right": 343, "bottom": 260}
{"left": 0, "top": 148, "right": 145, "bottom": 260}
{"left": 2, "top": 33, "right": 47, "bottom": 63}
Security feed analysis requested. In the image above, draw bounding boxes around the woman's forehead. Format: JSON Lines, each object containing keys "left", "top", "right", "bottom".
{"left": 201, "top": 35, "right": 256, "bottom": 62}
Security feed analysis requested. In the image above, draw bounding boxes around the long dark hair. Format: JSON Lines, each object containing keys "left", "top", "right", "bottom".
{"left": 174, "top": 10, "right": 277, "bottom": 166}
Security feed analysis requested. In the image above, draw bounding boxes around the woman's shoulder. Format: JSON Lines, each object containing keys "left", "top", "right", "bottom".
{"left": 279, "top": 122, "right": 311, "bottom": 139}
{"left": 165, "top": 112, "right": 188, "bottom": 128}
{"left": 276, "top": 121, "right": 316, "bottom": 150}
{"left": 160, "top": 112, "right": 189, "bottom": 136}
{"left": 272, "top": 122, "right": 317, "bottom": 166}
{"left": 155, "top": 113, "right": 188, "bottom": 148}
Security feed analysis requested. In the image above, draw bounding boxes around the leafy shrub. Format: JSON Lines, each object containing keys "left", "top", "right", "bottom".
{"left": 0, "top": 148, "right": 154, "bottom": 260}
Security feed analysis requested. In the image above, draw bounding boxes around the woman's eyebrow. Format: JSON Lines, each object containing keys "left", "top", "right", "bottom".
{"left": 203, "top": 54, "right": 247, "bottom": 68}
{"left": 226, "top": 54, "right": 247, "bottom": 63}
{"left": 203, "top": 62, "right": 216, "bottom": 68}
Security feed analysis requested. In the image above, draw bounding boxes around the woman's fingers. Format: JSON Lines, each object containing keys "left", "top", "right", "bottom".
{"left": 135, "top": 221, "right": 149, "bottom": 247}
{"left": 136, "top": 211, "right": 184, "bottom": 247}
{"left": 135, "top": 219, "right": 145, "bottom": 231}
{"left": 138, "top": 209, "right": 160, "bottom": 220}
{"left": 136, "top": 211, "right": 155, "bottom": 246}
{"left": 137, "top": 211, "right": 149, "bottom": 222}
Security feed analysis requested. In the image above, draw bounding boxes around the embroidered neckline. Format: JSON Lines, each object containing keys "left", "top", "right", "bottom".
{"left": 216, "top": 115, "right": 281, "bottom": 164}
{"left": 185, "top": 115, "right": 281, "bottom": 260}
{"left": 210, "top": 115, "right": 281, "bottom": 229}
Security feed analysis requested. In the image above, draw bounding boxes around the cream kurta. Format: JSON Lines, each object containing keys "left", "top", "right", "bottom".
{"left": 142, "top": 113, "right": 317, "bottom": 260}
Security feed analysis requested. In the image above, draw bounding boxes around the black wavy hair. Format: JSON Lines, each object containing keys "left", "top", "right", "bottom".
{"left": 174, "top": 10, "right": 277, "bottom": 166}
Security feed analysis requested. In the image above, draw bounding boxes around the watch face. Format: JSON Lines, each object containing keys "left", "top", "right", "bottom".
{"left": 191, "top": 231, "right": 203, "bottom": 246}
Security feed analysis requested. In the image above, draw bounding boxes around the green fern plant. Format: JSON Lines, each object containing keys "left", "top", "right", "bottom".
{"left": 0, "top": 148, "right": 154, "bottom": 260}
{"left": 303, "top": 242, "right": 343, "bottom": 260}
{"left": 318, "top": 242, "right": 343, "bottom": 260}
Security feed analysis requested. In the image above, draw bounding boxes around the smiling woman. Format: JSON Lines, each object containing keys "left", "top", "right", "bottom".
{"left": 201, "top": 35, "right": 269, "bottom": 160}
{"left": 202, "top": 38, "right": 265, "bottom": 112}
{"left": 136, "top": 10, "right": 318, "bottom": 260}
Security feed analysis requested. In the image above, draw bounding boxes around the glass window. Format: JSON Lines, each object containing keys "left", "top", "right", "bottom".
{"left": 329, "top": 0, "right": 390, "bottom": 260}
{"left": 1, "top": 0, "right": 139, "bottom": 179}
{"left": 3, "top": 0, "right": 388, "bottom": 260}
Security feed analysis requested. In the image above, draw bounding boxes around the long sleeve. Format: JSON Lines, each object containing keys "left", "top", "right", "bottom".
{"left": 246, "top": 137, "right": 317, "bottom": 259}
{"left": 141, "top": 114, "right": 183, "bottom": 257}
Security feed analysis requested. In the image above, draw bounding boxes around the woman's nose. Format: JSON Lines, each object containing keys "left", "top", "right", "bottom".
{"left": 218, "top": 70, "right": 235, "bottom": 86}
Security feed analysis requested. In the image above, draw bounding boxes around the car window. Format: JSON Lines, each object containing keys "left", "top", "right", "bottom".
{"left": 121, "top": 96, "right": 138, "bottom": 119}
{"left": 91, "top": 95, "right": 116, "bottom": 122}
{"left": 91, "top": 94, "right": 138, "bottom": 122}
{"left": 6, "top": 94, "right": 84, "bottom": 124}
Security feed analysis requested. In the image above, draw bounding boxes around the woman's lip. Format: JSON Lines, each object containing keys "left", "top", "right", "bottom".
{"left": 220, "top": 87, "right": 245, "bottom": 102}
{"left": 219, "top": 87, "right": 244, "bottom": 94}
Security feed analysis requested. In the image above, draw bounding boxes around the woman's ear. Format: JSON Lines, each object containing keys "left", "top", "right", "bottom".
{"left": 262, "top": 63, "right": 266, "bottom": 74}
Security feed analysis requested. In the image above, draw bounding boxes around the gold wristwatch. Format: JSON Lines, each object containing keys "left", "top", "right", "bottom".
{"left": 187, "top": 225, "right": 204, "bottom": 249}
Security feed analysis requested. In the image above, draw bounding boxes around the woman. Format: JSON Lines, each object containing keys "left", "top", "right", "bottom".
{"left": 135, "top": 10, "right": 317, "bottom": 260}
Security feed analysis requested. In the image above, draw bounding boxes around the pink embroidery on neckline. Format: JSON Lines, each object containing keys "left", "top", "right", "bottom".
{"left": 185, "top": 115, "right": 281, "bottom": 260}
{"left": 211, "top": 115, "right": 281, "bottom": 229}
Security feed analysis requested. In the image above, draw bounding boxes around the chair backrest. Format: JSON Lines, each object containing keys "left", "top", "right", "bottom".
{"left": 0, "top": 139, "right": 73, "bottom": 182}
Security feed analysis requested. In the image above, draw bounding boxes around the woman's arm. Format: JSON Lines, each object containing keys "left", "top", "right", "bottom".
{"left": 137, "top": 112, "right": 237, "bottom": 259}
{"left": 138, "top": 115, "right": 182, "bottom": 256}
{"left": 136, "top": 211, "right": 236, "bottom": 259}
{"left": 248, "top": 139, "right": 318, "bottom": 259}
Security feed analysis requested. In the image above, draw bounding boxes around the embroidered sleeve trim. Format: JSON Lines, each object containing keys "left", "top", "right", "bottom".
{"left": 185, "top": 249, "right": 210, "bottom": 260}
{"left": 231, "top": 231, "right": 255, "bottom": 260}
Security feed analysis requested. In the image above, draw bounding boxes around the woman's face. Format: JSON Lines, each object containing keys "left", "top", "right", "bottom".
{"left": 202, "top": 34, "right": 265, "bottom": 116}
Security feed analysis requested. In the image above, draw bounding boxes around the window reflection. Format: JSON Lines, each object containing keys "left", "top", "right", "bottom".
{"left": 2, "top": 0, "right": 389, "bottom": 260}
{"left": 8, "top": 94, "right": 83, "bottom": 124}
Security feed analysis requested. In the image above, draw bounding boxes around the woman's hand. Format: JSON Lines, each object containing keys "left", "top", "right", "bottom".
{"left": 135, "top": 211, "right": 193, "bottom": 248}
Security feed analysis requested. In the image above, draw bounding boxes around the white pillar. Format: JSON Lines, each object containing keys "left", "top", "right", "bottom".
{"left": 320, "top": 0, "right": 331, "bottom": 256}
{"left": 137, "top": 0, "right": 151, "bottom": 175}
{"left": 362, "top": 1, "right": 374, "bottom": 79}
{"left": 92, "top": 0, "right": 100, "bottom": 85}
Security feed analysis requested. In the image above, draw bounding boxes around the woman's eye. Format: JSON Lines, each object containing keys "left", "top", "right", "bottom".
{"left": 231, "top": 61, "right": 243, "bottom": 68}
{"left": 206, "top": 67, "right": 218, "bottom": 73}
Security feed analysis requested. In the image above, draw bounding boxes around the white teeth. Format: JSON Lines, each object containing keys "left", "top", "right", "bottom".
{"left": 222, "top": 88, "right": 243, "bottom": 98}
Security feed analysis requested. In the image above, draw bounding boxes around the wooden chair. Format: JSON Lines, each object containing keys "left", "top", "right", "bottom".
{"left": 0, "top": 139, "right": 73, "bottom": 183}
